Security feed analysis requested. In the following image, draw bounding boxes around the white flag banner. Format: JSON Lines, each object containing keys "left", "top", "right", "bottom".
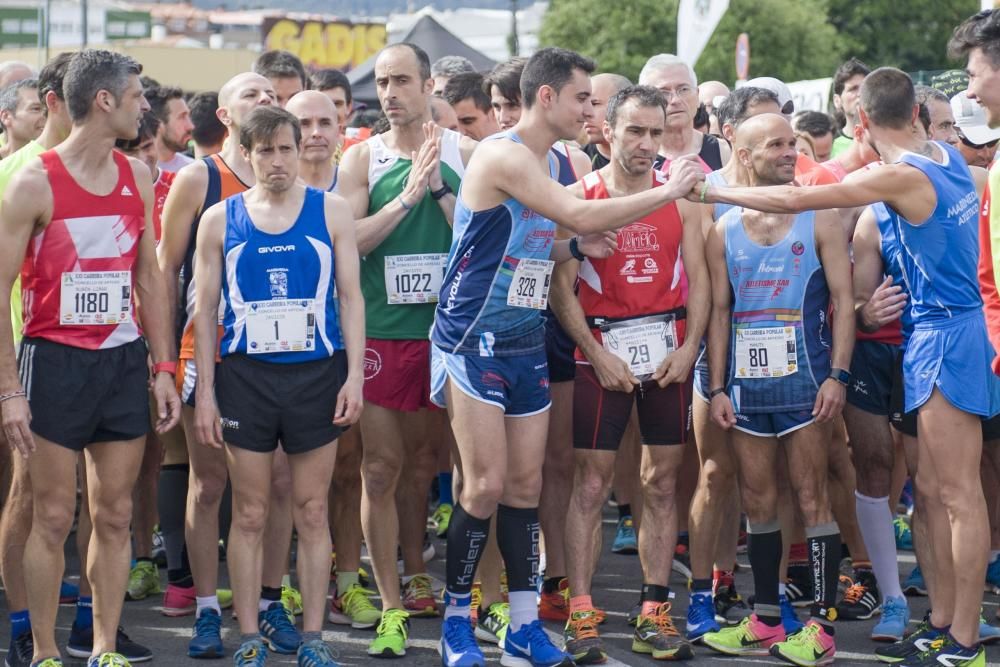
{"left": 786, "top": 78, "right": 833, "bottom": 113}
{"left": 677, "top": 0, "right": 730, "bottom": 67}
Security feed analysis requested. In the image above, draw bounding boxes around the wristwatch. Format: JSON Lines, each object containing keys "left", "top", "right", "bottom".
{"left": 708, "top": 387, "right": 726, "bottom": 399}
{"left": 569, "top": 237, "right": 586, "bottom": 261}
{"left": 430, "top": 183, "right": 453, "bottom": 200}
{"left": 828, "top": 368, "right": 851, "bottom": 386}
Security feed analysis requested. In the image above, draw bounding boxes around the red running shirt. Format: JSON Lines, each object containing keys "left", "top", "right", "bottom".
{"left": 21, "top": 150, "right": 145, "bottom": 349}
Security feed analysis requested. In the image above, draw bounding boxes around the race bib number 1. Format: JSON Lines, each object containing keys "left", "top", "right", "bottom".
{"left": 385, "top": 253, "right": 448, "bottom": 304}
{"left": 60, "top": 271, "right": 132, "bottom": 326}
{"left": 507, "top": 258, "right": 554, "bottom": 309}
{"left": 602, "top": 319, "right": 677, "bottom": 378}
{"left": 734, "top": 326, "right": 798, "bottom": 378}
{"left": 245, "top": 299, "right": 316, "bottom": 354}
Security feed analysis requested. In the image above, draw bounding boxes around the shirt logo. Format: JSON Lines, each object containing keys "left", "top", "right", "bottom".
{"left": 120, "top": 185, "right": 133, "bottom": 196}
{"left": 268, "top": 269, "right": 288, "bottom": 298}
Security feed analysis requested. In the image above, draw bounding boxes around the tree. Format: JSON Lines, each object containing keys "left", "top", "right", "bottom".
{"left": 826, "top": 0, "right": 979, "bottom": 73}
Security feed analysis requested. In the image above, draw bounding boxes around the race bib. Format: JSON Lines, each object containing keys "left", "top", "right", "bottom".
{"left": 60, "top": 271, "right": 132, "bottom": 326}
{"left": 507, "top": 258, "right": 554, "bottom": 309}
{"left": 602, "top": 318, "right": 677, "bottom": 378}
{"left": 734, "top": 326, "right": 798, "bottom": 378}
{"left": 245, "top": 299, "right": 316, "bottom": 354}
{"left": 385, "top": 253, "right": 448, "bottom": 304}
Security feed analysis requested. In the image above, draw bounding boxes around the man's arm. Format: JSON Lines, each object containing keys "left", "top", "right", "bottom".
{"left": 705, "top": 220, "right": 735, "bottom": 429}
{"left": 429, "top": 130, "right": 478, "bottom": 225}
{"left": 325, "top": 193, "right": 364, "bottom": 426}
{"left": 814, "top": 209, "right": 854, "bottom": 422}
{"left": 0, "top": 164, "right": 48, "bottom": 454}
{"left": 191, "top": 202, "right": 227, "bottom": 449}
{"left": 158, "top": 160, "right": 208, "bottom": 332}
{"left": 853, "top": 208, "right": 906, "bottom": 332}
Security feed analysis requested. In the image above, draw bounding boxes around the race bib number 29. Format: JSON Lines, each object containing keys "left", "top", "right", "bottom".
{"left": 507, "top": 258, "right": 554, "bottom": 309}
{"left": 734, "top": 326, "right": 797, "bottom": 378}
{"left": 602, "top": 319, "right": 677, "bottom": 378}
{"left": 60, "top": 271, "right": 132, "bottom": 326}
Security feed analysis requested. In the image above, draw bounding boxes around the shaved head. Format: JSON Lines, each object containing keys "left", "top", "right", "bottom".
{"left": 219, "top": 72, "right": 273, "bottom": 108}
{"left": 285, "top": 89, "right": 336, "bottom": 117}
{"left": 734, "top": 113, "right": 798, "bottom": 185}
{"left": 592, "top": 73, "right": 631, "bottom": 92}
{"left": 734, "top": 113, "right": 792, "bottom": 151}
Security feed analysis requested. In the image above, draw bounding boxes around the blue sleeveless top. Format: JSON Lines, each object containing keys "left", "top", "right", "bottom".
{"left": 723, "top": 208, "right": 831, "bottom": 412}
{"left": 220, "top": 187, "right": 342, "bottom": 363}
{"left": 869, "top": 202, "right": 914, "bottom": 345}
{"left": 431, "top": 131, "right": 558, "bottom": 357}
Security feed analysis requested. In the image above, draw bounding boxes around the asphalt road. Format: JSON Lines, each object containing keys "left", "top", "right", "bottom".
{"left": 1, "top": 509, "right": 998, "bottom": 666}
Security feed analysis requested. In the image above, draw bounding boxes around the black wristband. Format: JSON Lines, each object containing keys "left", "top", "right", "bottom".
{"left": 430, "top": 183, "right": 452, "bottom": 200}
{"left": 709, "top": 387, "right": 726, "bottom": 399}
{"left": 569, "top": 236, "right": 586, "bottom": 261}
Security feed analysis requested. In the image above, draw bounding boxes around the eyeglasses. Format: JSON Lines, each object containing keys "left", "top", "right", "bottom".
{"left": 659, "top": 85, "right": 694, "bottom": 100}
{"left": 958, "top": 129, "right": 999, "bottom": 150}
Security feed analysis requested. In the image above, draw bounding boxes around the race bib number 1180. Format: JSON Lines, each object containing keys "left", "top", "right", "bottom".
{"left": 60, "top": 271, "right": 132, "bottom": 326}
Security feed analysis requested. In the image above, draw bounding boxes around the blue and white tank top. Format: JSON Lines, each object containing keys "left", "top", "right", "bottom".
{"left": 431, "top": 131, "right": 558, "bottom": 357}
{"left": 220, "top": 187, "right": 342, "bottom": 363}
{"left": 723, "top": 208, "right": 831, "bottom": 412}
{"left": 870, "top": 202, "right": 914, "bottom": 345}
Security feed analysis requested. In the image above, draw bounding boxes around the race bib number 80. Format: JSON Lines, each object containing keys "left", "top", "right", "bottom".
{"left": 734, "top": 326, "right": 797, "bottom": 378}
{"left": 507, "top": 258, "right": 554, "bottom": 309}
{"left": 246, "top": 299, "right": 316, "bottom": 354}
{"left": 60, "top": 271, "right": 132, "bottom": 326}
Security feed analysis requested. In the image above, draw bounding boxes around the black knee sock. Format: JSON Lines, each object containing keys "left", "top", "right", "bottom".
{"left": 747, "top": 520, "right": 783, "bottom": 626}
{"left": 807, "top": 523, "right": 841, "bottom": 633}
{"left": 496, "top": 504, "right": 540, "bottom": 592}
{"left": 445, "top": 503, "right": 491, "bottom": 596}
{"left": 157, "top": 464, "right": 189, "bottom": 575}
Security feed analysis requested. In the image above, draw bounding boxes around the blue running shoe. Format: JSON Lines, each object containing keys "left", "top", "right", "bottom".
{"left": 893, "top": 517, "right": 913, "bottom": 551}
{"left": 611, "top": 516, "right": 638, "bottom": 555}
{"left": 59, "top": 580, "right": 80, "bottom": 605}
{"left": 987, "top": 557, "right": 1000, "bottom": 592}
{"left": 233, "top": 639, "right": 267, "bottom": 667}
{"left": 501, "top": 620, "right": 573, "bottom": 667}
{"left": 297, "top": 639, "right": 340, "bottom": 667}
{"left": 980, "top": 614, "right": 1000, "bottom": 645}
{"left": 259, "top": 602, "right": 301, "bottom": 654}
{"left": 779, "top": 594, "right": 804, "bottom": 635}
{"left": 189, "top": 609, "right": 224, "bottom": 659}
{"left": 440, "top": 616, "right": 485, "bottom": 667}
{"left": 686, "top": 592, "right": 720, "bottom": 641}
{"left": 903, "top": 565, "right": 927, "bottom": 596}
{"left": 871, "top": 595, "right": 909, "bottom": 642}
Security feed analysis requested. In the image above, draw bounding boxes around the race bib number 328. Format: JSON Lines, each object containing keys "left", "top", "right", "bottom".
{"left": 60, "top": 271, "right": 132, "bottom": 326}
{"left": 507, "top": 258, "right": 554, "bottom": 309}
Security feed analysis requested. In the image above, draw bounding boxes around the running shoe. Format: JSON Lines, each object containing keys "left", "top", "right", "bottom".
{"left": 233, "top": 639, "right": 267, "bottom": 667}
{"left": 86, "top": 653, "right": 131, "bottom": 667}
{"left": 162, "top": 584, "right": 234, "bottom": 617}
{"left": 59, "top": 580, "right": 80, "bottom": 605}
{"left": 769, "top": 620, "right": 835, "bottom": 666}
{"left": 837, "top": 570, "right": 882, "bottom": 620}
{"left": 702, "top": 614, "right": 786, "bottom": 657}
{"left": 632, "top": 601, "right": 693, "bottom": 660}
{"left": 563, "top": 609, "right": 606, "bottom": 664}
{"left": 125, "top": 561, "right": 161, "bottom": 601}
{"left": 611, "top": 516, "right": 638, "bottom": 554}
{"left": 433, "top": 503, "right": 453, "bottom": 538}
{"left": 502, "top": 619, "right": 573, "bottom": 667}
{"left": 402, "top": 573, "right": 439, "bottom": 617}
{"left": 672, "top": 543, "right": 692, "bottom": 580}
{"left": 893, "top": 517, "right": 913, "bottom": 551}
{"left": 714, "top": 584, "right": 750, "bottom": 625}
{"left": 297, "top": 639, "right": 340, "bottom": 667}
{"left": 475, "top": 602, "right": 510, "bottom": 645}
{"left": 66, "top": 624, "right": 152, "bottom": 662}
{"left": 28, "top": 660, "right": 61, "bottom": 667}
{"left": 685, "top": 591, "right": 720, "bottom": 641}
{"left": 328, "top": 582, "right": 380, "bottom": 629}
{"left": 188, "top": 608, "right": 224, "bottom": 659}
{"left": 538, "top": 578, "right": 570, "bottom": 622}
{"left": 986, "top": 556, "right": 1000, "bottom": 592}
{"left": 875, "top": 616, "right": 943, "bottom": 663}
{"left": 900, "top": 637, "right": 985, "bottom": 667}
{"left": 780, "top": 594, "right": 805, "bottom": 634}
{"left": 440, "top": 615, "right": 485, "bottom": 667}
{"left": 258, "top": 601, "right": 302, "bottom": 654}
{"left": 6, "top": 631, "right": 32, "bottom": 667}
{"left": 627, "top": 599, "right": 641, "bottom": 627}
{"left": 903, "top": 565, "right": 927, "bottom": 596}
{"left": 785, "top": 565, "right": 814, "bottom": 607}
{"left": 979, "top": 615, "right": 1000, "bottom": 645}
{"left": 281, "top": 585, "right": 303, "bottom": 617}
{"left": 871, "top": 596, "right": 909, "bottom": 642}
{"left": 367, "top": 608, "right": 409, "bottom": 658}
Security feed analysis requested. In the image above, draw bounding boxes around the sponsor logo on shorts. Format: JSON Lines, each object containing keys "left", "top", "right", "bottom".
{"left": 220, "top": 417, "right": 240, "bottom": 430}
{"left": 364, "top": 348, "right": 382, "bottom": 380}
{"left": 851, "top": 379, "right": 869, "bottom": 395}
{"left": 480, "top": 371, "right": 509, "bottom": 389}
{"left": 735, "top": 413, "right": 750, "bottom": 423}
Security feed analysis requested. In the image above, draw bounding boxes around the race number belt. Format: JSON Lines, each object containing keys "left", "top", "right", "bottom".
{"left": 245, "top": 299, "right": 316, "bottom": 354}
{"left": 734, "top": 326, "right": 798, "bottom": 378}
{"left": 507, "top": 258, "right": 554, "bottom": 309}
{"left": 384, "top": 253, "right": 448, "bottom": 304}
{"left": 60, "top": 270, "right": 132, "bottom": 326}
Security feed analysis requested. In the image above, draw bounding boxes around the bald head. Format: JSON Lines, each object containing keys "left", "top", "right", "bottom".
{"left": 219, "top": 72, "right": 274, "bottom": 109}
{"left": 217, "top": 72, "right": 275, "bottom": 131}
{"left": 430, "top": 95, "right": 458, "bottom": 132}
{"left": 587, "top": 73, "right": 632, "bottom": 145}
{"left": 0, "top": 62, "right": 36, "bottom": 89}
{"left": 286, "top": 89, "right": 336, "bottom": 119}
{"left": 734, "top": 113, "right": 798, "bottom": 185}
{"left": 287, "top": 90, "right": 339, "bottom": 166}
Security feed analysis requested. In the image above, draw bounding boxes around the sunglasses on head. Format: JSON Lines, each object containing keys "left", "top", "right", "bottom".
{"left": 958, "top": 129, "right": 999, "bottom": 150}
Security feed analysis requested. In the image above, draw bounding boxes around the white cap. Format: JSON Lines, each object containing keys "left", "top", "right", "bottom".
{"left": 745, "top": 77, "right": 794, "bottom": 116}
{"left": 950, "top": 93, "right": 1000, "bottom": 145}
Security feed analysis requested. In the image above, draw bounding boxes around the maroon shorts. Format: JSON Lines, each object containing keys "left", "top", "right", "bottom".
{"left": 363, "top": 338, "right": 439, "bottom": 412}
{"left": 573, "top": 363, "right": 691, "bottom": 450}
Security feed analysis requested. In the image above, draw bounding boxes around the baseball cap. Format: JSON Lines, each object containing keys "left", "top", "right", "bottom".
{"left": 950, "top": 93, "right": 1000, "bottom": 145}
{"left": 745, "top": 77, "right": 794, "bottom": 116}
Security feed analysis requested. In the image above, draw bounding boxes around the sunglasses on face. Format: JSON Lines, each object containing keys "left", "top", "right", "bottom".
{"left": 958, "top": 129, "right": 999, "bottom": 150}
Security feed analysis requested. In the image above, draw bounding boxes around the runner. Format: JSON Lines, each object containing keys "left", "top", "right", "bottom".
{"left": 253, "top": 51, "right": 306, "bottom": 108}
{"left": 308, "top": 70, "right": 359, "bottom": 160}
{"left": 188, "top": 92, "right": 226, "bottom": 158}
{"left": 146, "top": 86, "right": 194, "bottom": 173}
{"left": 336, "top": 42, "right": 476, "bottom": 658}
{"left": 698, "top": 112, "right": 853, "bottom": 667}
{"left": 552, "top": 84, "right": 709, "bottom": 664}
{"left": 431, "top": 46, "right": 704, "bottom": 667}
{"left": 431, "top": 56, "right": 475, "bottom": 97}
{"left": 0, "top": 49, "right": 181, "bottom": 667}
{"left": 442, "top": 72, "right": 499, "bottom": 141}
{"left": 192, "top": 104, "right": 364, "bottom": 667}
{"left": 0, "top": 79, "right": 44, "bottom": 159}
{"left": 581, "top": 73, "right": 631, "bottom": 170}
{"left": 700, "top": 67, "right": 1000, "bottom": 667}
{"left": 830, "top": 58, "right": 870, "bottom": 158}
